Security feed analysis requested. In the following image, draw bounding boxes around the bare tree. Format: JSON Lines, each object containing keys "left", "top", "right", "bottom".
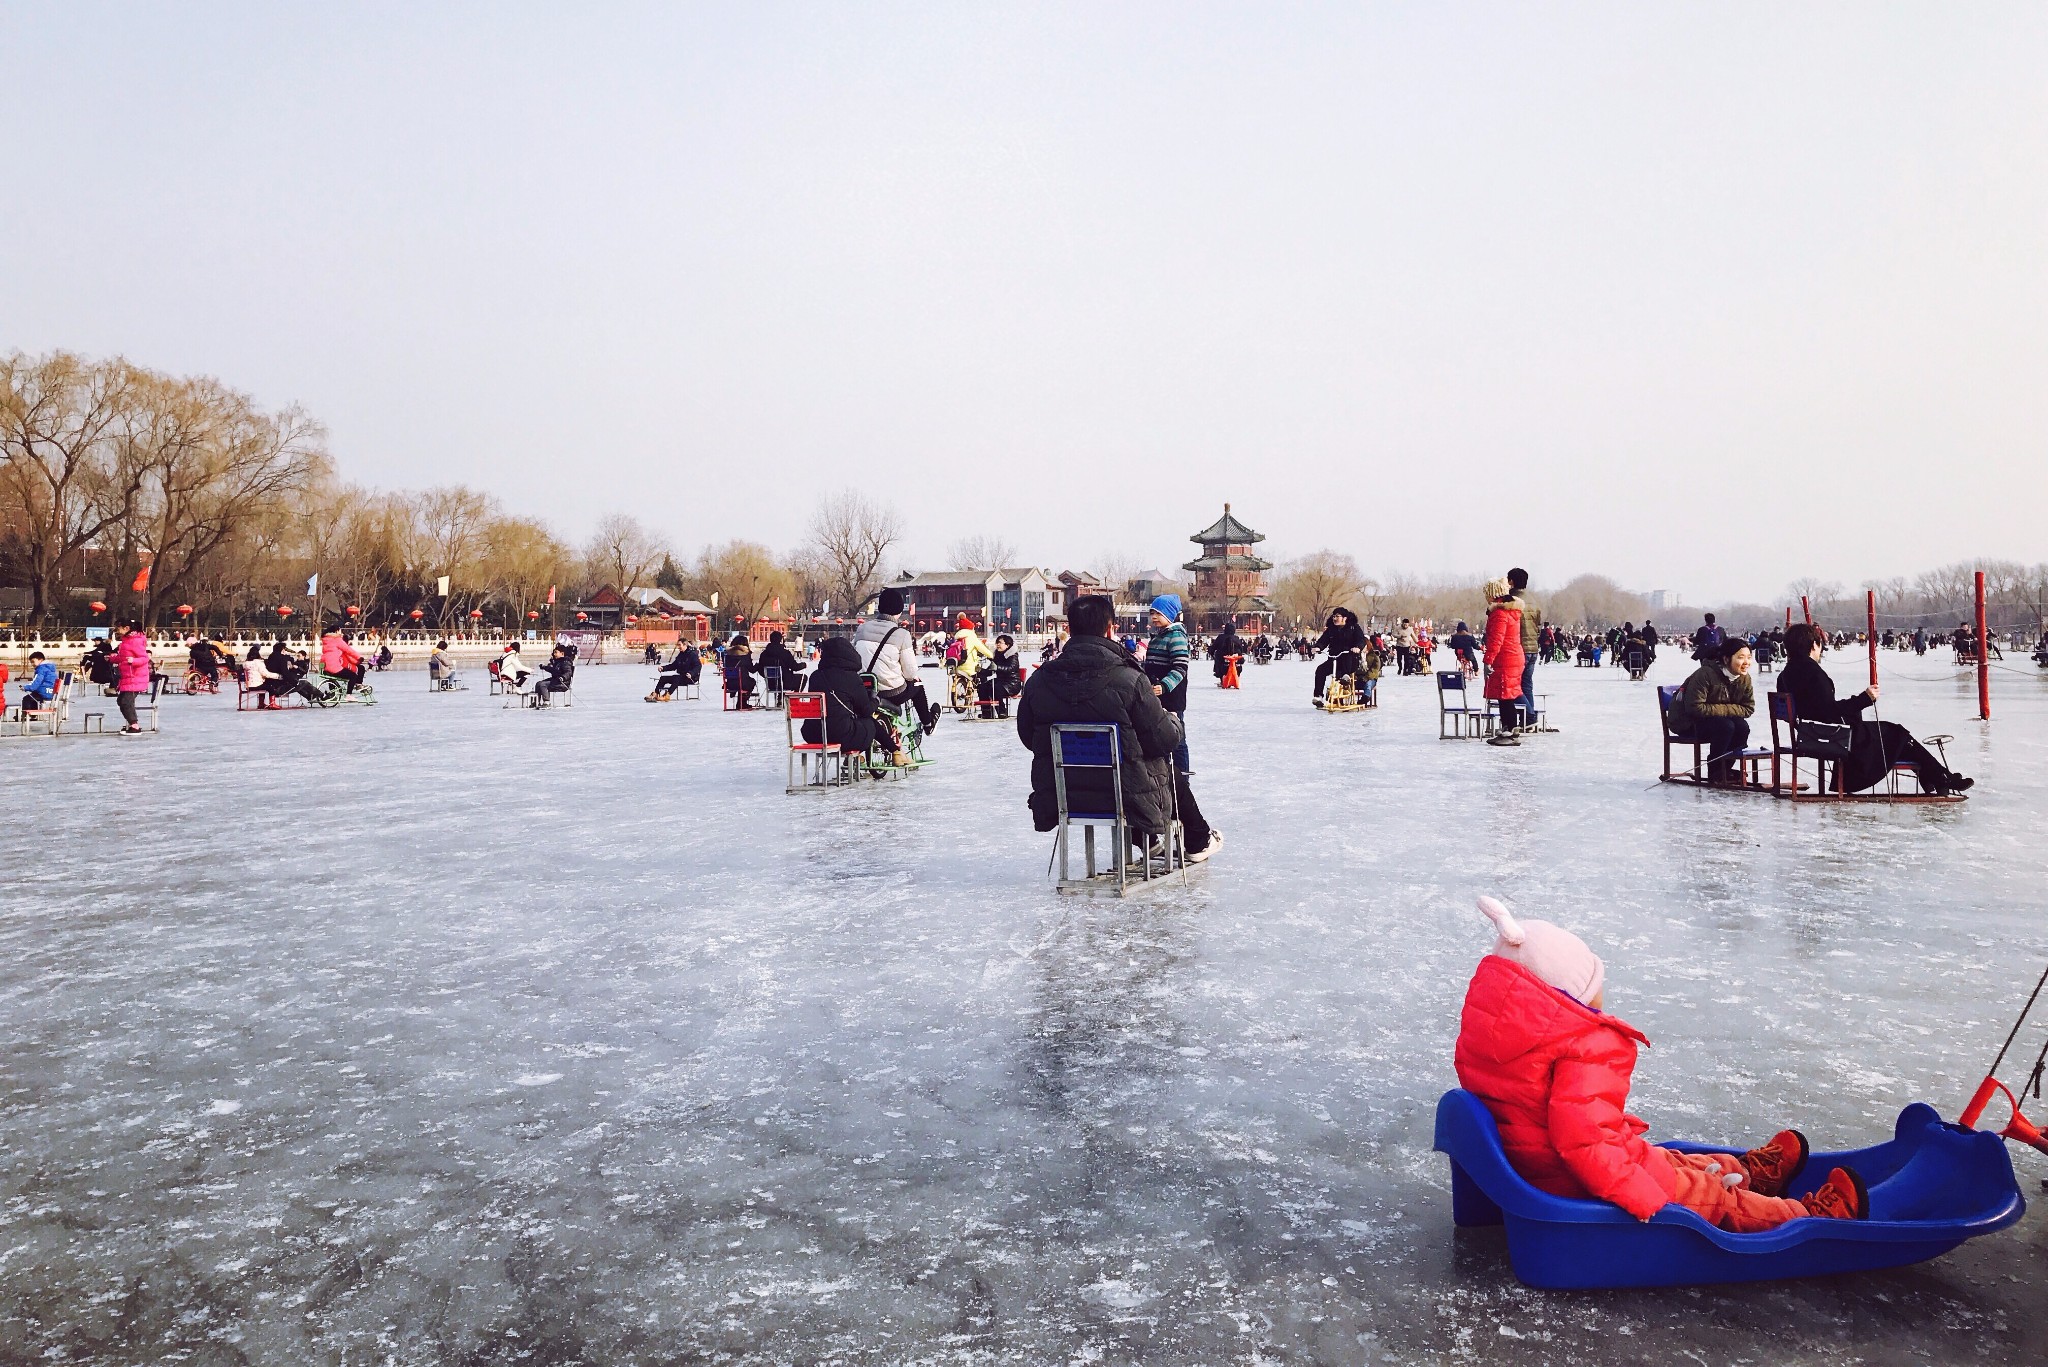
{"left": 0, "top": 352, "right": 141, "bottom": 624}
{"left": 1271, "top": 550, "right": 1368, "bottom": 628}
{"left": 947, "top": 534, "right": 1019, "bottom": 571}
{"left": 808, "top": 490, "right": 901, "bottom": 611}
{"left": 583, "top": 513, "right": 669, "bottom": 614}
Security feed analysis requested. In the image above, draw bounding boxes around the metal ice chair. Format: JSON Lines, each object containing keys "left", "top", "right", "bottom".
{"left": 1765, "top": 692, "right": 1958, "bottom": 803}
{"left": 1436, "top": 672, "right": 1495, "bottom": 739}
{"left": 761, "top": 666, "right": 788, "bottom": 711}
{"left": 785, "top": 691, "right": 846, "bottom": 792}
{"left": 1050, "top": 724, "right": 1185, "bottom": 897}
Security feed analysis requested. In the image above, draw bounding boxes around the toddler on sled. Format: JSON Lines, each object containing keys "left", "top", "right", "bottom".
{"left": 1453, "top": 896, "right": 1869, "bottom": 1232}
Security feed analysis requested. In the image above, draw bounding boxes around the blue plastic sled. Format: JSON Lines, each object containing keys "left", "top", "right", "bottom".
{"left": 1434, "top": 1089, "right": 2024, "bottom": 1289}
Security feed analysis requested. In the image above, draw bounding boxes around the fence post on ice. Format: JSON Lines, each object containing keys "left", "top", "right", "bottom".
{"left": 1976, "top": 571, "right": 1991, "bottom": 721}
{"left": 1867, "top": 591, "right": 1878, "bottom": 687}
{"left": 1801, "top": 596, "right": 1812, "bottom": 626}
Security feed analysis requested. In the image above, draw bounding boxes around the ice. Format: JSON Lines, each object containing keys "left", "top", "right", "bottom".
{"left": 2, "top": 649, "right": 2046, "bottom": 1362}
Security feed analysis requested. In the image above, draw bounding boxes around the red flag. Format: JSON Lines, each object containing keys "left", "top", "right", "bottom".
{"left": 771, "top": 596, "right": 781, "bottom": 613}
{"left": 546, "top": 585, "right": 557, "bottom": 605}
{"left": 132, "top": 563, "right": 151, "bottom": 592}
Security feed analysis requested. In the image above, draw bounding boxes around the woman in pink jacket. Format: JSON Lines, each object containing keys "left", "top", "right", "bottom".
{"left": 113, "top": 621, "right": 153, "bottom": 734}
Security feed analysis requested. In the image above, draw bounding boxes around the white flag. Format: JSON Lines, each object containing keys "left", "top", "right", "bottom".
{"left": 437, "top": 575, "right": 451, "bottom": 597}
{"left": 820, "top": 600, "right": 829, "bottom": 616}
{"left": 711, "top": 592, "right": 719, "bottom": 610}
{"left": 306, "top": 573, "right": 318, "bottom": 597}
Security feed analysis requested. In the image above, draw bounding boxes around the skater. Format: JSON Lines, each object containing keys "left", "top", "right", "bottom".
{"left": 853, "top": 588, "right": 941, "bottom": 734}
{"left": 1481, "top": 580, "right": 1525, "bottom": 746}
{"left": 1395, "top": 618, "right": 1418, "bottom": 675}
{"left": 1665, "top": 637, "right": 1756, "bottom": 784}
{"left": 1144, "top": 594, "right": 1193, "bottom": 770}
{"left": 1309, "top": 607, "right": 1367, "bottom": 708}
{"left": 1456, "top": 896, "right": 1869, "bottom": 1230}
{"left": 1777, "top": 624, "right": 1972, "bottom": 795}
{"left": 1017, "top": 595, "right": 1220, "bottom": 864}
{"left": 1691, "top": 613, "right": 1724, "bottom": 662}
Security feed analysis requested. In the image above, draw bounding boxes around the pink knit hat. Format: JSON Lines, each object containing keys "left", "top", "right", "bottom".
{"left": 1477, "top": 896, "right": 1604, "bottom": 1006}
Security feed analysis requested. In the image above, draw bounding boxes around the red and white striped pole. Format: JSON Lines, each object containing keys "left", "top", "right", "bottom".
{"left": 1867, "top": 591, "right": 1879, "bottom": 688}
{"left": 1976, "top": 570, "right": 1991, "bottom": 721}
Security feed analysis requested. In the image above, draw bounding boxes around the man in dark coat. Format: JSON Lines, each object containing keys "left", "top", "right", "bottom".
{"left": 1017, "top": 596, "right": 1218, "bottom": 860}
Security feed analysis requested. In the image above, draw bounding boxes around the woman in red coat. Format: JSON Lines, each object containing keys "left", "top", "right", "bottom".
{"left": 1480, "top": 578, "right": 1525, "bottom": 745}
{"left": 1454, "top": 896, "right": 1868, "bottom": 1230}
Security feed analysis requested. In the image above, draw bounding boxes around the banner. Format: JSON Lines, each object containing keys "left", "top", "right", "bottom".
{"left": 436, "top": 575, "right": 450, "bottom": 597}
{"left": 305, "top": 572, "right": 318, "bottom": 597}
{"left": 546, "top": 584, "right": 556, "bottom": 605}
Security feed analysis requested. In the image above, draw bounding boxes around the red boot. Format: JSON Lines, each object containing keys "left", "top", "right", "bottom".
{"left": 1801, "top": 1167, "right": 1868, "bottom": 1221}
{"left": 1738, "top": 1129, "right": 1809, "bottom": 1197}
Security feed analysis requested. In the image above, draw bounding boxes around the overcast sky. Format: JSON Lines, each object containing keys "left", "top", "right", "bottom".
{"left": 4, "top": 3, "right": 2044, "bottom": 604}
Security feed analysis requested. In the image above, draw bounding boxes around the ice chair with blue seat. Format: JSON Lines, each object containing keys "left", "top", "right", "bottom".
{"left": 1432, "top": 1088, "right": 2024, "bottom": 1289}
{"left": 1049, "top": 723, "right": 1186, "bottom": 897}
{"left": 1436, "top": 672, "right": 1495, "bottom": 739}
{"left": 1657, "top": 685, "right": 1772, "bottom": 788}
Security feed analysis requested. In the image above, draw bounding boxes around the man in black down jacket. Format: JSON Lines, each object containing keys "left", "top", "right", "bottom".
{"left": 1017, "top": 596, "right": 1218, "bottom": 860}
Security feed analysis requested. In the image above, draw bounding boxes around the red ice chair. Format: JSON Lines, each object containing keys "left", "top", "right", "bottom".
{"left": 785, "top": 692, "right": 845, "bottom": 792}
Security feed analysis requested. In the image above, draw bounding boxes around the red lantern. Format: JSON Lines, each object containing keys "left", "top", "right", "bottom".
{"left": 526, "top": 610, "right": 539, "bottom": 620}
{"left": 277, "top": 606, "right": 294, "bottom": 618}
{"left": 409, "top": 608, "right": 425, "bottom": 620}
{"left": 575, "top": 612, "right": 588, "bottom": 622}
{"left": 89, "top": 600, "right": 107, "bottom": 613}
{"left": 469, "top": 609, "right": 484, "bottom": 620}
{"left": 345, "top": 604, "right": 360, "bottom": 617}
{"left": 624, "top": 614, "right": 639, "bottom": 625}
{"left": 175, "top": 603, "right": 194, "bottom": 616}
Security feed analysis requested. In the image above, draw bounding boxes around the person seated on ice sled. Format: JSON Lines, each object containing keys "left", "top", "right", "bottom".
{"left": 647, "top": 642, "right": 702, "bottom": 700}
{"left": 1455, "top": 896, "right": 1869, "bottom": 1230}
{"left": 1776, "top": 623, "right": 1972, "bottom": 795}
{"left": 802, "top": 636, "right": 898, "bottom": 763}
{"left": 756, "top": 629, "right": 805, "bottom": 696}
{"left": 1665, "top": 637, "right": 1755, "bottom": 784}
{"left": 723, "top": 634, "right": 758, "bottom": 708}
{"left": 498, "top": 642, "right": 535, "bottom": 692}
{"left": 535, "top": 644, "right": 575, "bottom": 702}
{"left": 429, "top": 640, "right": 457, "bottom": 687}
{"left": 1309, "top": 607, "right": 1366, "bottom": 706}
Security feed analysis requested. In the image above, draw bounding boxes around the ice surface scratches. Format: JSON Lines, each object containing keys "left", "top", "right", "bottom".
{"left": 0, "top": 657, "right": 2044, "bottom": 1364}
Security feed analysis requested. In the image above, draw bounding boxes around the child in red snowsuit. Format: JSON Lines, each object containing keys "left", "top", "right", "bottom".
{"left": 1454, "top": 897, "right": 1868, "bottom": 1231}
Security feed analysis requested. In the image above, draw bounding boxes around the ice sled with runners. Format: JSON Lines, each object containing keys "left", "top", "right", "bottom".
{"left": 1433, "top": 1088, "right": 2023, "bottom": 1289}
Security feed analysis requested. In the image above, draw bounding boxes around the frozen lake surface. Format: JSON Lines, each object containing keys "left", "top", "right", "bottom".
{"left": 5, "top": 647, "right": 2047, "bottom": 1365}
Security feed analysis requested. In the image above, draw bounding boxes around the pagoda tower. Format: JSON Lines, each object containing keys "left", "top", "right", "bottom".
{"left": 1182, "top": 503, "right": 1275, "bottom": 632}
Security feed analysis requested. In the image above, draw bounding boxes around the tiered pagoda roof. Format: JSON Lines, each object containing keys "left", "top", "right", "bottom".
{"left": 1182, "top": 503, "right": 1273, "bottom": 573}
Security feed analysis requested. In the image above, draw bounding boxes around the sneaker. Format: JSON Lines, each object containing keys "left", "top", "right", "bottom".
{"left": 924, "top": 711, "right": 941, "bottom": 734}
{"left": 1802, "top": 1166, "right": 1868, "bottom": 1221}
{"left": 1187, "top": 830, "right": 1223, "bottom": 864}
{"left": 1486, "top": 733, "right": 1520, "bottom": 747}
{"left": 1312, "top": 697, "right": 1326, "bottom": 709}
{"left": 120, "top": 725, "right": 142, "bottom": 735}
{"left": 1738, "top": 1129, "right": 1809, "bottom": 1197}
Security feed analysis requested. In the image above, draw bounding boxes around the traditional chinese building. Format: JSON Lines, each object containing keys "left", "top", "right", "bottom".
{"left": 1181, "top": 504, "right": 1275, "bottom": 632}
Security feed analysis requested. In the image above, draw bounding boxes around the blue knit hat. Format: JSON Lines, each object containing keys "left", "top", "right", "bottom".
{"left": 1150, "top": 594, "right": 1182, "bottom": 622}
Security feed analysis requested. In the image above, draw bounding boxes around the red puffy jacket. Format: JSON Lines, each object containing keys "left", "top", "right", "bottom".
{"left": 1482, "top": 604, "right": 1524, "bottom": 702}
{"left": 1453, "top": 955, "right": 1676, "bottom": 1220}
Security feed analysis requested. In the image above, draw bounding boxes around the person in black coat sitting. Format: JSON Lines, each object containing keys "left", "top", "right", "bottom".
{"left": 756, "top": 630, "right": 805, "bottom": 696}
{"left": 1309, "top": 608, "right": 1367, "bottom": 706}
{"left": 1776, "top": 623, "right": 1971, "bottom": 795}
{"left": 536, "top": 645, "right": 575, "bottom": 702}
{"left": 1016, "top": 596, "right": 1220, "bottom": 861}
{"left": 801, "top": 636, "right": 884, "bottom": 758}
{"left": 647, "top": 642, "right": 702, "bottom": 700}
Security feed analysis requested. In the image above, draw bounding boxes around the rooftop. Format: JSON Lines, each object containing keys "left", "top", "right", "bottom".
{"left": 1190, "top": 503, "right": 1264, "bottom": 546}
